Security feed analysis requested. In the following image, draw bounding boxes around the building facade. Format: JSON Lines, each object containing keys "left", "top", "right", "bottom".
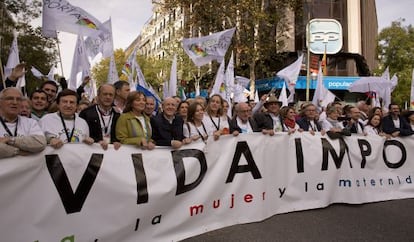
{"left": 130, "top": 0, "right": 378, "bottom": 100}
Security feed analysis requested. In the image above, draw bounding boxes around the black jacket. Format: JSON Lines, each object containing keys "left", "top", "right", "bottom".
{"left": 150, "top": 113, "right": 185, "bottom": 146}
{"left": 229, "top": 117, "right": 261, "bottom": 133}
{"left": 296, "top": 117, "right": 322, "bottom": 131}
{"left": 79, "top": 104, "right": 120, "bottom": 143}
{"left": 382, "top": 115, "right": 414, "bottom": 136}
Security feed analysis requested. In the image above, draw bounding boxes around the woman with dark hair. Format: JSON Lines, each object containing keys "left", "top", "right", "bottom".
{"left": 202, "top": 94, "right": 230, "bottom": 140}
{"left": 364, "top": 113, "right": 389, "bottom": 138}
{"left": 280, "top": 106, "right": 302, "bottom": 134}
{"left": 177, "top": 100, "right": 189, "bottom": 122}
{"left": 115, "top": 91, "right": 155, "bottom": 149}
{"left": 184, "top": 102, "right": 208, "bottom": 143}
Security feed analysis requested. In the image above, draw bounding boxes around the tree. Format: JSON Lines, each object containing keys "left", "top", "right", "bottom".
{"left": 160, "top": 0, "right": 299, "bottom": 88}
{"left": 91, "top": 49, "right": 169, "bottom": 95}
{"left": 376, "top": 20, "right": 414, "bottom": 107}
{"left": 1, "top": 0, "right": 58, "bottom": 93}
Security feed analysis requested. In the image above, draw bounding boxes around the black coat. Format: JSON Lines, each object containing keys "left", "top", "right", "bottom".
{"left": 79, "top": 104, "right": 120, "bottom": 143}
{"left": 382, "top": 115, "right": 414, "bottom": 136}
{"left": 253, "top": 112, "right": 274, "bottom": 130}
{"left": 296, "top": 117, "right": 322, "bottom": 131}
{"left": 150, "top": 113, "right": 185, "bottom": 146}
{"left": 229, "top": 117, "right": 261, "bottom": 133}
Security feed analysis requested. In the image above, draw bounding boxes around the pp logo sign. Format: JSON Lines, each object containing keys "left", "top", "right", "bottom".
{"left": 307, "top": 19, "right": 343, "bottom": 54}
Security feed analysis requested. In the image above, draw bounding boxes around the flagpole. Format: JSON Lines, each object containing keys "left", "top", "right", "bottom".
{"left": 306, "top": 21, "right": 311, "bottom": 102}
{"left": 0, "top": 36, "right": 6, "bottom": 88}
{"left": 55, "top": 32, "right": 65, "bottom": 77}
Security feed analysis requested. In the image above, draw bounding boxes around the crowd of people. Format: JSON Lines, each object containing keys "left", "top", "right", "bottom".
{"left": 1, "top": 64, "right": 414, "bottom": 159}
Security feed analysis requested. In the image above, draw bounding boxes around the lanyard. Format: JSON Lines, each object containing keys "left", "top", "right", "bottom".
{"left": 0, "top": 116, "right": 18, "bottom": 137}
{"left": 59, "top": 112, "right": 75, "bottom": 143}
{"left": 96, "top": 106, "right": 113, "bottom": 135}
{"left": 209, "top": 115, "right": 220, "bottom": 131}
{"left": 196, "top": 122, "right": 208, "bottom": 142}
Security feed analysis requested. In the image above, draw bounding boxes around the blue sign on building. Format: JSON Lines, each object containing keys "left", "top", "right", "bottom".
{"left": 255, "top": 76, "right": 360, "bottom": 91}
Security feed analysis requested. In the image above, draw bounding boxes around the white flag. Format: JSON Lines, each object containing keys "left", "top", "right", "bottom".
{"left": 84, "top": 19, "right": 113, "bottom": 58}
{"left": 136, "top": 63, "right": 147, "bottom": 89}
{"left": 278, "top": 82, "right": 288, "bottom": 107}
{"left": 47, "top": 66, "right": 58, "bottom": 82}
{"left": 163, "top": 79, "right": 169, "bottom": 100}
{"left": 42, "top": 0, "right": 109, "bottom": 38}
{"left": 31, "top": 67, "right": 44, "bottom": 79}
{"left": 224, "top": 52, "right": 235, "bottom": 117}
{"left": 182, "top": 28, "right": 236, "bottom": 66}
{"left": 390, "top": 74, "right": 398, "bottom": 92}
{"left": 5, "top": 32, "right": 25, "bottom": 89}
{"left": 277, "top": 54, "right": 303, "bottom": 103}
{"left": 210, "top": 60, "right": 226, "bottom": 99}
{"left": 107, "top": 54, "right": 119, "bottom": 84}
{"left": 195, "top": 79, "right": 200, "bottom": 97}
{"left": 381, "top": 66, "right": 390, "bottom": 81}
{"left": 69, "top": 35, "right": 91, "bottom": 90}
{"left": 168, "top": 54, "right": 178, "bottom": 98}
{"left": 410, "top": 69, "right": 414, "bottom": 110}
{"left": 254, "top": 89, "right": 259, "bottom": 103}
{"left": 122, "top": 48, "right": 137, "bottom": 90}
{"left": 312, "top": 65, "right": 335, "bottom": 108}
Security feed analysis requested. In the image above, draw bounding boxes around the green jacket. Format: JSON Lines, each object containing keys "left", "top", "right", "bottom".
{"left": 115, "top": 111, "right": 152, "bottom": 145}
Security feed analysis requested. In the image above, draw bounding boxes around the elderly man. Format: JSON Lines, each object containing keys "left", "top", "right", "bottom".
{"left": 80, "top": 84, "right": 121, "bottom": 150}
{"left": 297, "top": 103, "right": 324, "bottom": 135}
{"left": 150, "top": 97, "right": 191, "bottom": 149}
{"left": 343, "top": 106, "right": 366, "bottom": 135}
{"left": 0, "top": 87, "right": 46, "bottom": 158}
{"left": 39, "top": 89, "right": 94, "bottom": 149}
{"left": 144, "top": 95, "right": 157, "bottom": 117}
{"left": 229, "top": 102, "right": 264, "bottom": 135}
{"left": 253, "top": 94, "right": 282, "bottom": 133}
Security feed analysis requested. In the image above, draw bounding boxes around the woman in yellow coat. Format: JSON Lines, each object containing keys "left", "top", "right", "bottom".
{"left": 115, "top": 91, "right": 155, "bottom": 150}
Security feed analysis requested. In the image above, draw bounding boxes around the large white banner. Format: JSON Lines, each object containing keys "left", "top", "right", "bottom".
{"left": 1, "top": 133, "right": 414, "bottom": 241}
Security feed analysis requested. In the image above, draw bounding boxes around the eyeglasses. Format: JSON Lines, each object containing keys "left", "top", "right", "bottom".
{"left": 1, "top": 96, "right": 23, "bottom": 102}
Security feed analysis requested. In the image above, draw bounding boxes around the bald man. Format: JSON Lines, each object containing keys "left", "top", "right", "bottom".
{"left": 150, "top": 97, "right": 191, "bottom": 149}
{"left": 80, "top": 84, "right": 121, "bottom": 150}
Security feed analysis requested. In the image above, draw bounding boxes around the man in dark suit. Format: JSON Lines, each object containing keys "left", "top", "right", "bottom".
{"left": 79, "top": 84, "right": 121, "bottom": 150}
{"left": 150, "top": 97, "right": 191, "bottom": 149}
{"left": 296, "top": 103, "right": 323, "bottom": 135}
{"left": 382, "top": 103, "right": 414, "bottom": 137}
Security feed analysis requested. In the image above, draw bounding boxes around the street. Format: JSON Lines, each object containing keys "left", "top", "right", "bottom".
{"left": 183, "top": 198, "right": 414, "bottom": 242}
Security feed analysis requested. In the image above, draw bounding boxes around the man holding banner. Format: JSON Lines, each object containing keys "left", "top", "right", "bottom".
{"left": 0, "top": 87, "right": 46, "bottom": 158}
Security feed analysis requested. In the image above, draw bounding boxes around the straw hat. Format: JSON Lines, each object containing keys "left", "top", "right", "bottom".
{"left": 264, "top": 93, "right": 282, "bottom": 107}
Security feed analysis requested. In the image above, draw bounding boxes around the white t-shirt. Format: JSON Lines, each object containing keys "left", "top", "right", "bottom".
{"left": 39, "top": 112, "right": 90, "bottom": 143}
{"left": 183, "top": 122, "right": 209, "bottom": 141}
{"left": 0, "top": 116, "right": 44, "bottom": 138}
{"left": 202, "top": 114, "right": 229, "bottom": 136}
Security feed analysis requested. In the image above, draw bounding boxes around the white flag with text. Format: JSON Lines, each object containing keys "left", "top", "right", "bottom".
{"left": 182, "top": 28, "right": 235, "bottom": 66}
{"left": 42, "top": 0, "right": 109, "bottom": 38}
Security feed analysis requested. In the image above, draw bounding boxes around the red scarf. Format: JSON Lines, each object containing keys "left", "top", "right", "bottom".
{"left": 284, "top": 118, "right": 296, "bottom": 129}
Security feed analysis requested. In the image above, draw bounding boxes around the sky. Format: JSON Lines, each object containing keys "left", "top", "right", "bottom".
{"left": 41, "top": 0, "right": 414, "bottom": 78}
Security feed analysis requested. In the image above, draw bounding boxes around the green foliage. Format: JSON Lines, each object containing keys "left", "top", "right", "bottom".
{"left": 376, "top": 21, "right": 414, "bottom": 107}
{"left": 1, "top": 0, "right": 58, "bottom": 93}
{"left": 161, "top": 0, "right": 297, "bottom": 81}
